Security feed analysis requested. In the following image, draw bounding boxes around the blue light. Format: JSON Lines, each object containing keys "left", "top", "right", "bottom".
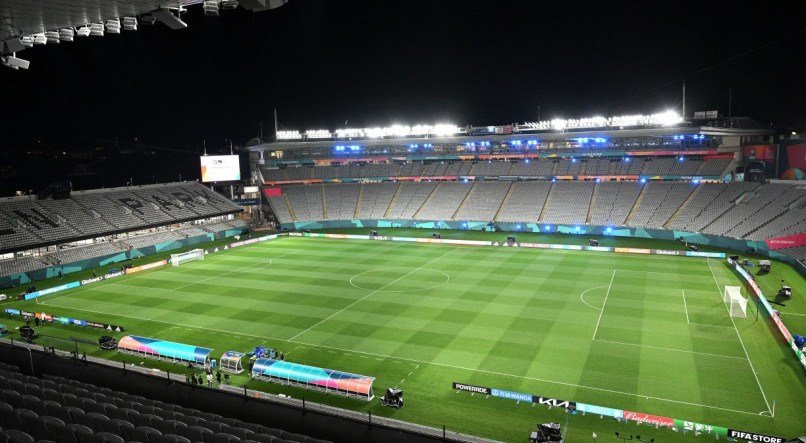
{"left": 577, "top": 138, "right": 589, "bottom": 144}
{"left": 463, "top": 178, "right": 469, "bottom": 183}
{"left": 640, "top": 178, "right": 647, "bottom": 183}
{"left": 595, "top": 178, "right": 602, "bottom": 183}
{"left": 679, "top": 156, "right": 685, "bottom": 162}
{"left": 692, "top": 179, "right": 700, "bottom": 184}
{"left": 511, "top": 140, "right": 522, "bottom": 146}
{"left": 524, "top": 159, "right": 530, "bottom": 163}
{"left": 624, "top": 157, "right": 630, "bottom": 163}
{"left": 551, "top": 178, "right": 557, "bottom": 183}
{"left": 334, "top": 145, "right": 345, "bottom": 152}
{"left": 462, "top": 222, "right": 468, "bottom": 227}
{"left": 516, "top": 224, "right": 521, "bottom": 230}
{"left": 544, "top": 225, "right": 552, "bottom": 232}
{"left": 575, "top": 226, "right": 581, "bottom": 232}
{"left": 595, "top": 138, "right": 607, "bottom": 143}
{"left": 571, "top": 158, "right": 577, "bottom": 163}
{"left": 527, "top": 140, "right": 538, "bottom": 146}
{"left": 605, "top": 227, "right": 613, "bottom": 234}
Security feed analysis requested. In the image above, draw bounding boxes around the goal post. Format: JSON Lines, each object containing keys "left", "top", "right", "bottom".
{"left": 724, "top": 285, "right": 747, "bottom": 318}
{"left": 170, "top": 249, "right": 204, "bottom": 267}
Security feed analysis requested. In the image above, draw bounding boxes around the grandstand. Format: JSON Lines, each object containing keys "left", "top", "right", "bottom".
{"left": 266, "top": 181, "right": 806, "bottom": 242}
{"left": 0, "top": 182, "right": 243, "bottom": 283}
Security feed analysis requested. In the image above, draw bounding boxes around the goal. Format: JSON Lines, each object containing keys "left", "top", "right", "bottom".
{"left": 170, "top": 249, "right": 204, "bottom": 267}
{"left": 723, "top": 286, "right": 747, "bottom": 318}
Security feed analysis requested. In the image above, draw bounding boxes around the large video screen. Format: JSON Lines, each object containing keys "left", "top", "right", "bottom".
{"left": 200, "top": 155, "right": 241, "bottom": 182}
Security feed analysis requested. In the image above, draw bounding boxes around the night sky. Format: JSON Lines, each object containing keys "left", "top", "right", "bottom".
{"left": 1, "top": 0, "right": 805, "bottom": 192}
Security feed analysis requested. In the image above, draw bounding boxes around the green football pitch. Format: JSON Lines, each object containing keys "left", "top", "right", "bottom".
{"left": 4, "top": 234, "right": 806, "bottom": 442}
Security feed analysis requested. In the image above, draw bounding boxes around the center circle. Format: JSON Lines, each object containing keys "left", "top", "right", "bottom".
{"left": 349, "top": 267, "right": 450, "bottom": 293}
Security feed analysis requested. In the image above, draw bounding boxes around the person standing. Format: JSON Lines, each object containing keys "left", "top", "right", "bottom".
{"left": 206, "top": 372, "right": 213, "bottom": 387}
{"left": 216, "top": 371, "right": 222, "bottom": 386}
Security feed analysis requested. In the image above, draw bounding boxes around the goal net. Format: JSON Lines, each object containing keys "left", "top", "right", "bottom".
{"left": 723, "top": 285, "right": 747, "bottom": 318}
{"left": 170, "top": 249, "right": 204, "bottom": 267}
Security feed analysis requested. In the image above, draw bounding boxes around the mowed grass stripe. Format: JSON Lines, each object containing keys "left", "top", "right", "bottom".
{"left": 36, "top": 237, "right": 772, "bottom": 421}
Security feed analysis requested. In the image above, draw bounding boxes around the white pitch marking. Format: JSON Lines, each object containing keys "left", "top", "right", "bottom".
{"left": 40, "top": 297, "right": 766, "bottom": 418}
{"left": 591, "top": 269, "right": 616, "bottom": 340}
{"left": 593, "top": 338, "right": 746, "bottom": 361}
{"left": 348, "top": 267, "right": 451, "bottom": 293}
{"left": 288, "top": 248, "right": 457, "bottom": 341}
{"left": 681, "top": 289, "right": 691, "bottom": 324}
{"left": 579, "top": 285, "right": 609, "bottom": 311}
{"left": 706, "top": 258, "right": 773, "bottom": 416}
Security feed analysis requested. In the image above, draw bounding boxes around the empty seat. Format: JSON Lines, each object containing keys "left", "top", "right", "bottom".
{"left": 44, "top": 422, "right": 77, "bottom": 443}
{"left": 2, "top": 429, "right": 35, "bottom": 443}
{"left": 89, "top": 432, "right": 125, "bottom": 443}
{"left": 131, "top": 426, "right": 162, "bottom": 443}
{"left": 162, "top": 435, "right": 192, "bottom": 443}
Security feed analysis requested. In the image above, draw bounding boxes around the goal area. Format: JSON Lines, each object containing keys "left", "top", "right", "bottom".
{"left": 723, "top": 285, "right": 747, "bottom": 318}
{"left": 170, "top": 249, "right": 204, "bottom": 267}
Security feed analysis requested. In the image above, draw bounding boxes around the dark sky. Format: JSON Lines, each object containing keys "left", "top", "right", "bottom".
{"left": 2, "top": 0, "right": 806, "bottom": 153}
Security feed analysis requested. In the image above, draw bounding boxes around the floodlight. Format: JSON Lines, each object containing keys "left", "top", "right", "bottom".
{"left": 106, "top": 19, "right": 121, "bottom": 34}
{"left": 59, "top": 28, "right": 75, "bottom": 41}
{"left": 32, "top": 33, "right": 47, "bottom": 45}
{"left": 222, "top": 0, "right": 240, "bottom": 9}
{"left": 89, "top": 23, "right": 105, "bottom": 36}
{"left": 76, "top": 26, "right": 91, "bottom": 37}
{"left": 204, "top": 1, "right": 221, "bottom": 16}
{"left": 1, "top": 54, "right": 30, "bottom": 70}
{"left": 19, "top": 35, "right": 34, "bottom": 47}
{"left": 122, "top": 17, "right": 138, "bottom": 31}
{"left": 45, "top": 31, "right": 60, "bottom": 44}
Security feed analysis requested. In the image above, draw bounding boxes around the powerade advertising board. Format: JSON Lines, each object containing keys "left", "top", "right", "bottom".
{"left": 200, "top": 155, "right": 241, "bottom": 182}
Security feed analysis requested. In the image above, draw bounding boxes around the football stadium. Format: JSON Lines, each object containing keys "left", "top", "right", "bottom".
{"left": 1, "top": 2, "right": 805, "bottom": 443}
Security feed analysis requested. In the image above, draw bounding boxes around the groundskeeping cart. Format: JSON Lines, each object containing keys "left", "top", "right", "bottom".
{"left": 220, "top": 351, "right": 245, "bottom": 374}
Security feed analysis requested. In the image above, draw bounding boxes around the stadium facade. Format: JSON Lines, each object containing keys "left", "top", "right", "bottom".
{"left": 246, "top": 112, "right": 805, "bottom": 270}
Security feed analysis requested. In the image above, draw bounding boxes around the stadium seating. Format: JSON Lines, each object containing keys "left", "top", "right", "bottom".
{"left": 262, "top": 157, "right": 733, "bottom": 184}
{"left": 384, "top": 182, "right": 437, "bottom": 219}
{"left": 540, "top": 182, "right": 594, "bottom": 225}
{"left": 355, "top": 183, "right": 398, "bottom": 219}
{"left": 0, "top": 182, "right": 241, "bottom": 254}
{"left": 454, "top": 182, "right": 512, "bottom": 221}
{"left": 0, "top": 364, "right": 331, "bottom": 443}
{"left": 269, "top": 180, "right": 804, "bottom": 247}
{"left": 414, "top": 182, "right": 472, "bottom": 220}
{"left": 483, "top": 181, "right": 549, "bottom": 223}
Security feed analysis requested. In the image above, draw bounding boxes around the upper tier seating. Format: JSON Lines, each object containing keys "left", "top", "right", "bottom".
{"left": 0, "top": 182, "right": 241, "bottom": 254}
{"left": 262, "top": 157, "right": 730, "bottom": 183}
{"left": 0, "top": 364, "right": 331, "bottom": 443}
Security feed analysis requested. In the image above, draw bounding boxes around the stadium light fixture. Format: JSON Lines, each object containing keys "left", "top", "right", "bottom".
{"left": 19, "top": 35, "right": 34, "bottom": 47}
{"left": 305, "top": 130, "right": 331, "bottom": 139}
{"left": 76, "top": 26, "right": 91, "bottom": 37}
{"left": 89, "top": 23, "right": 105, "bottom": 36}
{"left": 59, "top": 28, "right": 75, "bottom": 41}
{"left": 32, "top": 33, "right": 47, "bottom": 45}
{"left": 1, "top": 53, "right": 30, "bottom": 70}
{"left": 122, "top": 17, "right": 139, "bottom": 31}
{"left": 106, "top": 19, "right": 121, "bottom": 34}
{"left": 204, "top": 0, "right": 221, "bottom": 16}
{"left": 44, "top": 31, "right": 60, "bottom": 44}
{"left": 222, "top": 0, "right": 240, "bottom": 9}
